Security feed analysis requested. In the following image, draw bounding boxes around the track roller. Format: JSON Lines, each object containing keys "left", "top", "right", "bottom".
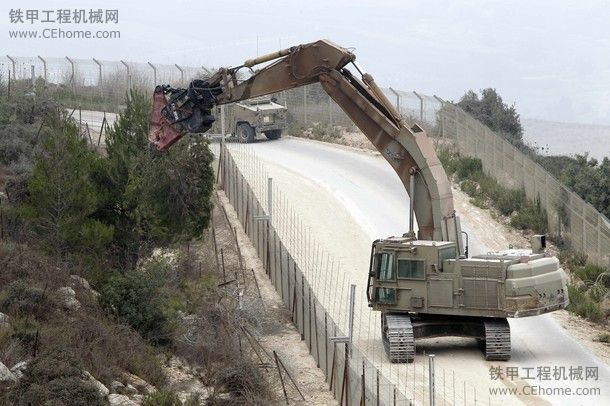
{"left": 382, "top": 313, "right": 415, "bottom": 363}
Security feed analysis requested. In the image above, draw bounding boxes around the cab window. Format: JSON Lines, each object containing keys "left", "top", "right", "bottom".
{"left": 375, "top": 287, "right": 396, "bottom": 304}
{"left": 438, "top": 246, "right": 457, "bottom": 271}
{"left": 377, "top": 253, "right": 395, "bottom": 281}
{"left": 397, "top": 259, "right": 425, "bottom": 279}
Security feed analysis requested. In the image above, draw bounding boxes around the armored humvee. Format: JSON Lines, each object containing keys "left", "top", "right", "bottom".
{"left": 229, "top": 97, "right": 287, "bottom": 143}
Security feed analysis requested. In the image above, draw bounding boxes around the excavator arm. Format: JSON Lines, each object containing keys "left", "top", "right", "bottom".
{"left": 149, "top": 39, "right": 461, "bottom": 245}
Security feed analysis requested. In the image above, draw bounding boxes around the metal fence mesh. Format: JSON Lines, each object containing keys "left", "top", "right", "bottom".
{"left": 217, "top": 141, "right": 500, "bottom": 405}
{"left": 440, "top": 104, "right": 610, "bottom": 268}
{"left": 1, "top": 54, "right": 607, "bottom": 267}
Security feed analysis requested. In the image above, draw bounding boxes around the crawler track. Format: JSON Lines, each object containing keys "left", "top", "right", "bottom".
{"left": 382, "top": 313, "right": 415, "bottom": 363}
{"left": 483, "top": 318, "right": 511, "bottom": 361}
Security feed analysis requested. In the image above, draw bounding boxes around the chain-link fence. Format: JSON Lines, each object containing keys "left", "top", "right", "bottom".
{"left": 439, "top": 104, "right": 610, "bottom": 268}
{"left": 217, "top": 141, "right": 501, "bottom": 405}
{"left": 2, "top": 54, "right": 607, "bottom": 268}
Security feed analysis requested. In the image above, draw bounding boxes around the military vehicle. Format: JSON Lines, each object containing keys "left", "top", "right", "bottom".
{"left": 148, "top": 39, "right": 569, "bottom": 362}
{"left": 227, "top": 97, "right": 287, "bottom": 143}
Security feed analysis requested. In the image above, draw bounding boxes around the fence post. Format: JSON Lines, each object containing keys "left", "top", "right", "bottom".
{"left": 360, "top": 361, "right": 365, "bottom": 406}
{"left": 376, "top": 370, "right": 380, "bottom": 406}
{"left": 147, "top": 62, "right": 157, "bottom": 85}
{"left": 65, "top": 56, "right": 75, "bottom": 90}
{"left": 413, "top": 91, "right": 424, "bottom": 122}
{"left": 328, "top": 95, "right": 333, "bottom": 127}
{"left": 92, "top": 58, "right": 103, "bottom": 90}
{"left": 303, "top": 86, "right": 307, "bottom": 125}
{"left": 348, "top": 284, "right": 355, "bottom": 356}
{"left": 324, "top": 312, "right": 329, "bottom": 378}
{"left": 6, "top": 55, "right": 16, "bottom": 81}
{"left": 389, "top": 87, "right": 400, "bottom": 113}
{"left": 220, "top": 105, "right": 226, "bottom": 137}
{"left": 433, "top": 95, "right": 445, "bottom": 138}
{"left": 428, "top": 354, "right": 435, "bottom": 406}
{"left": 175, "top": 63, "right": 184, "bottom": 85}
{"left": 120, "top": 60, "right": 131, "bottom": 91}
{"left": 37, "top": 56, "right": 47, "bottom": 83}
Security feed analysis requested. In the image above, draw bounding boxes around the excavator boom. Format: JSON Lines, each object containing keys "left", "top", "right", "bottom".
{"left": 148, "top": 39, "right": 569, "bottom": 363}
{"left": 148, "top": 39, "right": 460, "bottom": 244}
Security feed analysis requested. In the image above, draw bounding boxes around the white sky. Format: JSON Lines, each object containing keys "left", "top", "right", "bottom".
{"left": 3, "top": 0, "right": 610, "bottom": 125}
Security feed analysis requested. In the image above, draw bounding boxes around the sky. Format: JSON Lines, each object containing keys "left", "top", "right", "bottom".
{"left": 3, "top": 0, "right": 610, "bottom": 125}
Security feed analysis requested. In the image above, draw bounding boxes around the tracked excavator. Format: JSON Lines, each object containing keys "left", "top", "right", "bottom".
{"left": 148, "top": 40, "right": 569, "bottom": 362}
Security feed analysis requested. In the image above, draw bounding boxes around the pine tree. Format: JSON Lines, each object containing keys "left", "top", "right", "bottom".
{"left": 21, "top": 110, "right": 113, "bottom": 258}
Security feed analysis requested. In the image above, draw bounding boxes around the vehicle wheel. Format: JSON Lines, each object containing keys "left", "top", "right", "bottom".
{"left": 264, "top": 129, "right": 282, "bottom": 140}
{"left": 236, "top": 123, "right": 255, "bottom": 143}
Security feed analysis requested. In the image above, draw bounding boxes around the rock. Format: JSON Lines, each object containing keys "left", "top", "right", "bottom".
{"left": 130, "top": 394, "right": 144, "bottom": 404}
{"left": 0, "top": 312, "right": 9, "bottom": 329}
{"left": 83, "top": 370, "right": 109, "bottom": 398}
{"left": 122, "top": 372, "right": 156, "bottom": 395}
{"left": 600, "top": 297, "right": 610, "bottom": 316}
{"left": 70, "top": 275, "right": 100, "bottom": 297}
{"left": 10, "top": 361, "right": 28, "bottom": 380}
{"left": 124, "top": 383, "right": 138, "bottom": 394}
{"left": 108, "top": 394, "right": 139, "bottom": 406}
{"left": 57, "top": 286, "right": 81, "bottom": 310}
{"left": 165, "top": 357, "right": 211, "bottom": 402}
{"left": 110, "top": 380, "right": 125, "bottom": 394}
{"left": 0, "top": 361, "right": 16, "bottom": 389}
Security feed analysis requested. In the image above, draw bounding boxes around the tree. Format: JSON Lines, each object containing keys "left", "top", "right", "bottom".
{"left": 458, "top": 88, "right": 524, "bottom": 144}
{"left": 539, "top": 154, "right": 610, "bottom": 219}
{"left": 92, "top": 90, "right": 150, "bottom": 269}
{"left": 133, "top": 138, "right": 215, "bottom": 246}
{"left": 93, "top": 89, "right": 216, "bottom": 266}
{"left": 21, "top": 111, "right": 112, "bottom": 258}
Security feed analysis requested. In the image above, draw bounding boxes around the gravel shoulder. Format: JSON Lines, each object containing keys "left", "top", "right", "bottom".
{"left": 216, "top": 190, "right": 337, "bottom": 405}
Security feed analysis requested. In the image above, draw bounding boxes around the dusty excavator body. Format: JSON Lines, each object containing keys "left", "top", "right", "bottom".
{"left": 367, "top": 236, "right": 568, "bottom": 361}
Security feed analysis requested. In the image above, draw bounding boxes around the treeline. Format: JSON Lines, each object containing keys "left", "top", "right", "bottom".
{"left": 16, "top": 90, "right": 214, "bottom": 276}
{"left": 458, "top": 88, "right": 610, "bottom": 220}
{"left": 537, "top": 154, "right": 610, "bottom": 219}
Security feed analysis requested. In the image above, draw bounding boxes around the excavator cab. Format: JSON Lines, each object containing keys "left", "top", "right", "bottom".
{"left": 367, "top": 237, "right": 458, "bottom": 312}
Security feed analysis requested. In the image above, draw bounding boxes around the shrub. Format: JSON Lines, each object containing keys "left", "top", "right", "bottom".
{"left": 459, "top": 179, "right": 480, "bottom": 197}
{"left": 596, "top": 333, "right": 610, "bottom": 343}
{"left": 143, "top": 390, "right": 183, "bottom": 406}
{"left": 287, "top": 121, "right": 305, "bottom": 137}
{"left": 216, "top": 361, "right": 270, "bottom": 401}
{"left": 558, "top": 250, "right": 588, "bottom": 270}
{"left": 575, "top": 264, "right": 609, "bottom": 286}
{"left": 437, "top": 148, "right": 459, "bottom": 176}
{"left": 510, "top": 199, "right": 548, "bottom": 234}
{"left": 0, "top": 132, "right": 32, "bottom": 166}
{"left": 8, "top": 348, "right": 105, "bottom": 406}
{"left": 589, "top": 283, "right": 608, "bottom": 302}
{"left": 311, "top": 123, "right": 342, "bottom": 140}
{"left": 0, "top": 280, "right": 52, "bottom": 320}
{"left": 567, "top": 284, "right": 604, "bottom": 323}
{"left": 455, "top": 157, "right": 482, "bottom": 180}
{"left": 495, "top": 188, "right": 525, "bottom": 216}
{"left": 99, "top": 270, "right": 173, "bottom": 346}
